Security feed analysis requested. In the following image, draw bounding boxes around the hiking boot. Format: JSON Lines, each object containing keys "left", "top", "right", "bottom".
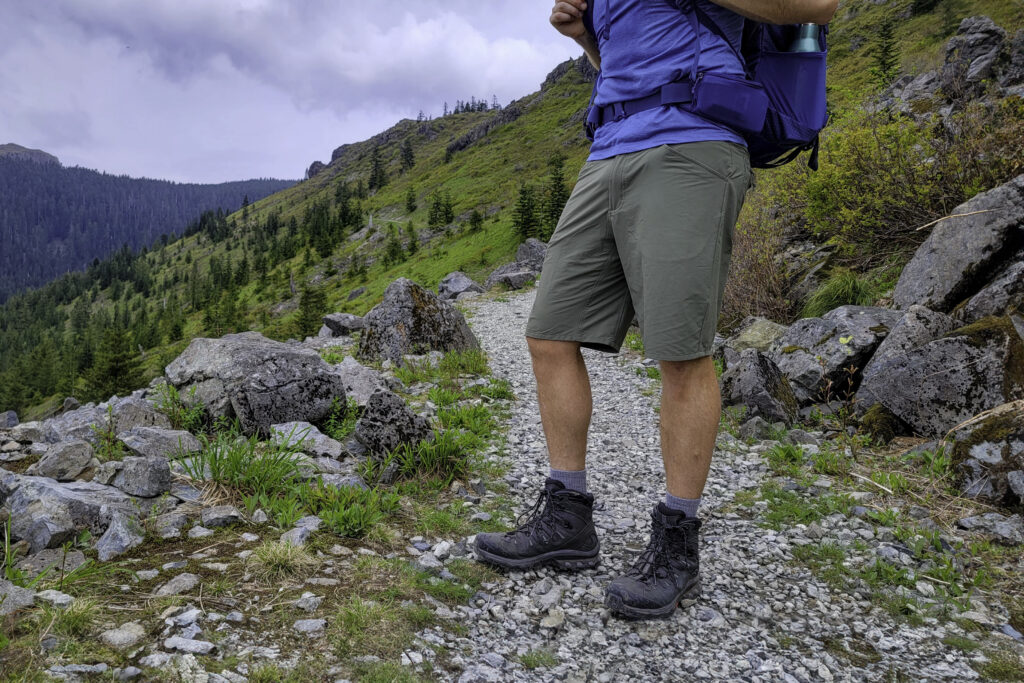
{"left": 473, "top": 478, "right": 600, "bottom": 570}
{"left": 604, "top": 503, "right": 701, "bottom": 619}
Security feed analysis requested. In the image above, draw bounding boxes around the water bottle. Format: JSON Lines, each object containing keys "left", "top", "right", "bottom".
{"left": 789, "top": 24, "right": 821, "bottom": 53}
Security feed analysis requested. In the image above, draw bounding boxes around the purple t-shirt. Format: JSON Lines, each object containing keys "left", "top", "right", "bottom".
{"left": 585, "top": 0, "right": 746, "bottom": 161}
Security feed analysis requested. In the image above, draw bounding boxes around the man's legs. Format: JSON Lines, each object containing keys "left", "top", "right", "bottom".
{"left": 659, "top": 355, "right": 720, "bottom": 505}
{"left": 527, "top": 337, "right": 591, "bottom": 474}
{"left": 471, "top": 337, "right": 601, "bottom": 570}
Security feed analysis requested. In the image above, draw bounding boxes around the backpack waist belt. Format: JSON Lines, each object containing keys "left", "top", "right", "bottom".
{"left": 585, "top": 80, "right": 694, "bottom": 140}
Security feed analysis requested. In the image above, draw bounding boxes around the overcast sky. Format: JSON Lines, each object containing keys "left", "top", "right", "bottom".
{"left": 0, "top": 1, "right": 580, "bottom": 183}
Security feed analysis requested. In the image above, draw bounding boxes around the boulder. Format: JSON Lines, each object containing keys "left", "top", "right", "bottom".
{"left": 0, "top": 579, "right": 36, "bottom": 616}
{"left": 14, "top": 549, "right": 87, "bottom": 580}
{"left": 2, "top": 476, "right": 137, "bottom": 553}
{"left": 857, "top": 316, "right": 1024, "bottom": 438}
{"left": 271, "top": 422, "right": 342, "bottom": 459}
{"left": 322, "top": 313, "right": 365, "bottom": 337}
{"left": 956, "top": 259, "right": 1024, "bottom": 324}
{"left": 112, "top": 456, "right": 171, "bottom": 497}
{"left": 10, "top": 421, "right": 45, "bottom": 443}
{"left": 437, "top": 272, "right": 484, "bottom": 300}
{"left": 118, "top": 426, "right": 203, "bottom": 460}
{"left": 720, "top": 350, "right": 798, "bottom": 425}
{"left": 940, "top": 16, "right": 1007, "bottom": 100}
{"left": 956, "top": 512, "right": 1024, "bottom": 545}
{"left": 485, "top": 263, "right": 538, "bottom": 290}
{"left": 948, "top": 401, "right": 1024, "bottom": 506}
{"left": 516, "top": 238, "right": 548, "bottom": 271}
{"left": 95, "top": 512, "right": 145, "bottom": 562}
{"left": 42, "top": 404, "right": 108, "bottom": 444}
{"left": 347, "top": 287, "right": 366, "bottom": 301}
{"left": 109, "top": 396, "right": 172, "bottom": 432}
{"left": 723, "top": 317, "right": 789, "bottom": 354}
{"left": 857, "top": 305, "right": 958, "bottom": 412}
{"left": 771, "top": 306, "right": 902, "bottom": 404}
{"left": 893, "top": 174, "right": 1024, "bottom": 312}
{"left": 354, "top": 390, "right": 432, "bottom": 458}
{"left": 331, "top": 356, "right": 389, "bottom": 407}
{"left": 356, "top": 278, "right": 479, "bottom": 366}
{"left": 165, "top": 331, "right": 346, "bottom": 437}
{"left": 1, "top": 411, "right": 17, "bottom": 428}
{"left": 151, "top": 511, "right": 189, "bottom": 539}
{"left": 201, "top": 505, "right": 242, "bottom": 528}
{"left": 25, "top": 440, "right": 95, "bottom": 481}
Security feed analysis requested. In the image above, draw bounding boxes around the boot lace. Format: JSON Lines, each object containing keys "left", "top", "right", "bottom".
{"left": 507, "top": 486, "right": 570, "bottom": 540}
{"left": 626, "top": 520, "right": 672, "bottom": 581}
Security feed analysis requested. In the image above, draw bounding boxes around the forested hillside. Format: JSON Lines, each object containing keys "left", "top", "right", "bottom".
{"left": 0, "top": 153, "right": 296, "bottom": 301}
{"left": 0, "top": 0, "right": 1022, "bottom": 420}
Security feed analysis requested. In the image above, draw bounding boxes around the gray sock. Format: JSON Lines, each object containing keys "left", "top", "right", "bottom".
{"left": 549, "top": 468, "right": 587, "bottom": 494}
{"left": 664, "top": 492, "right": 700, "bottom": 518}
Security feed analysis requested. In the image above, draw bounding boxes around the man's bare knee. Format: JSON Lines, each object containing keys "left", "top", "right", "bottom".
{"left": 526, "top": 337, "right": 581, "bottom": 364}
{"left": 659, "top": 356, "right": 715, "bottom": 387}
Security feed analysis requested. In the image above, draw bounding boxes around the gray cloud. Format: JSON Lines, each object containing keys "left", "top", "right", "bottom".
{"left": 0, "top": 1, "right": 578, "bottom": 182}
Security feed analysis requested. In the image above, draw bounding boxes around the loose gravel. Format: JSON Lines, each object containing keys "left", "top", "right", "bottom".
{"left": 434, "top": 289, "right": 989, "bottom": 682}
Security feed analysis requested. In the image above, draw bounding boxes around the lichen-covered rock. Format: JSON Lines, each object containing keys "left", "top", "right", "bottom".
{"left": 109, "top": 396, "right": 172, "bottom": 432}
{"left": 330, "top": 356, "right": 389, "bottom": 408}
{"left": 720, "top": 350, "right": 798, "bottom": 425}
{"left": 949, "top": 401, "right": 1024, "bottom": 506}
{"left": 857, "top": 305, "right": 957, "bottom": 413}
{"left": 437, "top": 272, "right": 484, "bottom": 300}
{"left": 10, "top": 421, "right": 45, "bottom": 443}
{"left": 42, "top": 404, "right": 108, "bottom": 444}
{"left": 165, "top": 331, "right": 346, "bottom": 437}
{"left": 0, "top": 579, "right": 36, "bottom": 615}
{"left": 485, "top": 263, "right": 538, "bottom": 291}
{"left": 771, "top": 306, "right": 902, "bottom": 405}
{"left": 112, "top": 456, "right": 171, "bottom": 497}
{"left": 118, "top": 426, "right": 202, "bottom": 460}
{"left": 1, "top": 411, "right": 17, "bottom": 429}
{"left": 956, "top": 259, "right": 1024, "bottom": 324}
{"left": 354, "top": 390, "right": 432, "bottom": 458}
{"left": 1, "top": 475, "right": 136, "bottom": 553}
{"left": 940, "top": 16, "right": 1007, "bottom": 100}
{"left": 893, "top": 174, "right": 1024, "bottom": 312}
{"left": 322, "top": 313, "right": 365, "bottom": 337}
{"left": 357, "top": 278, "right": 479, "bottom": 366}
{"left": 95, "top": 512, "right": 145, "bottom": 561}
{"left": 25, "top": 440, "right": 95, "bottom": 481}
{"left": 859, "top": 316, "right": 1024, "bottom": 438}
{"left": 15, "top": 548, "right": 87, "bottom": 580}
{"left": 516, "top": 238, "right": 548, "bottom": 271}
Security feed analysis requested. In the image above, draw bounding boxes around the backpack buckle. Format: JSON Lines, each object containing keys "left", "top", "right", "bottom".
{"left": 610, "top": 102, "right": 628, "bottom": 121}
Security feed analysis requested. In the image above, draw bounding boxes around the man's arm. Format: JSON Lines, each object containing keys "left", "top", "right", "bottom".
{"left": 708, "top": 0, "right": 839, "bottom": 25}
{"left": 550, "top": 0, "right": 601, "bottom": 70}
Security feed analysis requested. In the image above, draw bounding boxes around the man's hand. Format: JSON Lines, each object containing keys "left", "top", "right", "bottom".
{"left": 550, "top": 0, "right": 588, "bottom": 40}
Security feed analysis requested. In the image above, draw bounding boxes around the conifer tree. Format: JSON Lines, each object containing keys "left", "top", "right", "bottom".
{"left": 368, "top": 146, "right": 388, "bottom": 191}
{"left": 85, "top": 324, "right": 143, "bottom": 402}
{"left": 542, "top": 154, "right": 569, "bottom": 241}
{"left": 406, "top": 186, "right": 417, "bottom": 214}
{"left": 296, "top": 284, "right": 328, "bottom": 338}
{"left": 400, "top": 138, "right": 415, "bottom": 171}
{"left": 468, "top": 209, "right": 484, "bottom": 233}
{"left": 405, "top": 222, "right": 419, "bottom": 255}
{"left": 513, "top": 184, "right": 540, "bottom": 241}
{"left": 870, "top": 16, "right": 900, "bottom": 89}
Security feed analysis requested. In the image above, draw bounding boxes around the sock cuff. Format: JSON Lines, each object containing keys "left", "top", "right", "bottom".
{"left": 664, "top": 492, "right": 700, "bottom": 518}
{"left": 549, "top": 468, "right": 588, "bottom": 494}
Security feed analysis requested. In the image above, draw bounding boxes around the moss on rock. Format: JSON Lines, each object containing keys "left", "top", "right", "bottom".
{"left": 859, "top": 403, "right": 904, "bottom": 445}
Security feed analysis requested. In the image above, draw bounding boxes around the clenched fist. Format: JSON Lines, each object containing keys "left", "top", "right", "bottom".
{"left": 550, "top": 0, "right": 588, "bottom": 40}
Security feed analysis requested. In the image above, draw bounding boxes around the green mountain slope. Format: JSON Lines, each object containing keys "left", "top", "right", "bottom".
{"left": 1, "top": 0, "right": 1022, "bottom": 418}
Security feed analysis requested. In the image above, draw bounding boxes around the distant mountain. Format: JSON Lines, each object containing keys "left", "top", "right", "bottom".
{"left": 0, "top": 151, "right": 297, "bottom": 302}
{"left": 0, "top": 143, "right": 60, "bottom": 165}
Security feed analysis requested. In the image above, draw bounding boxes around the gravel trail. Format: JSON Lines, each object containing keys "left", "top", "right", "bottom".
{"left": 440, "top": 289, "right": 982, "bottom": 682}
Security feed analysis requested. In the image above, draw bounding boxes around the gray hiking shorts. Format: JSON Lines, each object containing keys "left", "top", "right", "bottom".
{"left": 526, "top": 141, "right": 751, "bottom": 361}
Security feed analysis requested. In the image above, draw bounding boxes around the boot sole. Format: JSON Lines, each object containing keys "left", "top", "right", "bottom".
{"left": 473, "top": 544, "right": 600, "bottom": 571}
{"left": 604, "top": 578, "right": 701, "bottom": 620}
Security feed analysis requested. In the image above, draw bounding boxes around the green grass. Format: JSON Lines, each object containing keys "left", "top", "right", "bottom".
{"left": 800, "top": 268, "right": 878, "bottom": 318}
{"left": 519, "top": 648, "right": 559, "bottom": 669}
{"left": 765, "top": 443, "right": 806, "bottom": 477}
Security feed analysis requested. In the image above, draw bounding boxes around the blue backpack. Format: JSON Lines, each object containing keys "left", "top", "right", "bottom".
{"left": 584, "top": 0, "right": 829, "bottom": 170}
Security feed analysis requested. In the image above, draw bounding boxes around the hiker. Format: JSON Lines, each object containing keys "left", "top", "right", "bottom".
{"left": 473, "top": 0, "right": 838, "bottom": 619}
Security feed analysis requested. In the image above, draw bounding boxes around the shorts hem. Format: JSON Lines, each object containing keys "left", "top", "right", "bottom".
{"left": 644, "top": 348, "right": 714, "bottom": 362}
{"left": 524, "top": 330, "right": 621, "bottom": 355}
